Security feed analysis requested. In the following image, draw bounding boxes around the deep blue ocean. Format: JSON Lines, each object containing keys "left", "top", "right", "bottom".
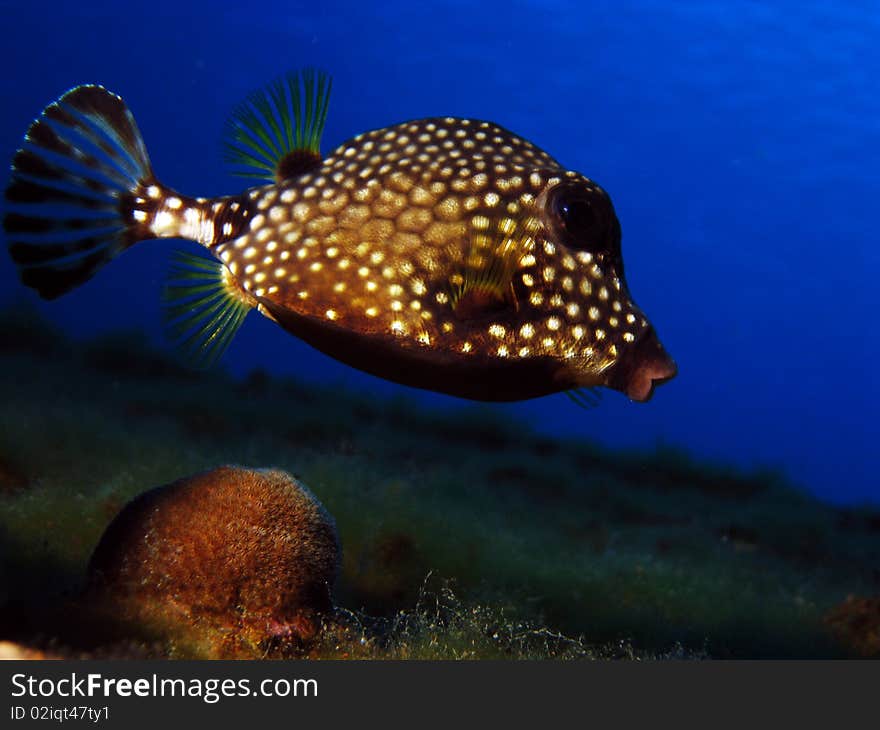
{"left": 1, "top": 1, "right": 876, "bottom": 505}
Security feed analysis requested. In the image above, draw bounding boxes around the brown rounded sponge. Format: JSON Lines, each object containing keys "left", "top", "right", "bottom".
{"left": 87, "top": 466, "right": 340, "bottom": 653}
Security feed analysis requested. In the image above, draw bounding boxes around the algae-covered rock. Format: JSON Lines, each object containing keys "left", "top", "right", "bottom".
{"left": 0, "top": 455, "right": 29, "bottom": 495}
{"left": 86, "top": 466, "right": 340, "bottom": 657}
{"left": 824, "top": 595, "right": 880, "bottom": 657}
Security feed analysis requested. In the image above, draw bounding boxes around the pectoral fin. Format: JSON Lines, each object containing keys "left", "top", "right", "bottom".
{"left": 449, "top": 215, "right": 536, "bottom": 321}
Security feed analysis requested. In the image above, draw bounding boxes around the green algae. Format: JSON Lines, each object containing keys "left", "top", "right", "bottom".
{"left": 1, "top": 305, "right": 878, "bottom": 659}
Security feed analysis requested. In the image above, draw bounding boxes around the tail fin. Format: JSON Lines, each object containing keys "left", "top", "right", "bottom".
{"left": 3, "top": 85, "right": 159, "bottom": 299}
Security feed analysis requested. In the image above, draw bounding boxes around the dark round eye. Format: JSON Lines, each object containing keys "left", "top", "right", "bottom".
{"left": 547, "top": 181, "right": 619, "bottom": 256}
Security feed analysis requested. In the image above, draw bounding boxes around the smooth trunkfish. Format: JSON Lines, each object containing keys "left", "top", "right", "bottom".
{"left": 3, "top": 70, "right": 676, "bottom": 403}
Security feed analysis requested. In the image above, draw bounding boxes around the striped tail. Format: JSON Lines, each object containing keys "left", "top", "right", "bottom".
{"left": 4, "top": 85, "right": 199, "bottom": 299}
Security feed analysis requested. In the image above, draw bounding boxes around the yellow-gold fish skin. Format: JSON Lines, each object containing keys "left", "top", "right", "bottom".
{"left": 3, "top": 71, "right": 676, "bottom": 403}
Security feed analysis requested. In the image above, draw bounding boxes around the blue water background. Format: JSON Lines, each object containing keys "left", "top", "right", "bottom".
{"left": 0, "top": 1, "right": 877, "bottom": 504}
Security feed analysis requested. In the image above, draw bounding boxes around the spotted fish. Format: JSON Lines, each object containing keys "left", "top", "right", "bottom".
{"left": 3, "top": 70, "right": 676, "bottom": 402}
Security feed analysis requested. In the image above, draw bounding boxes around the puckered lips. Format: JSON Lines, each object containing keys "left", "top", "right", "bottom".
{"left": 606, "top": 326, "right": 677, "bottom": 402}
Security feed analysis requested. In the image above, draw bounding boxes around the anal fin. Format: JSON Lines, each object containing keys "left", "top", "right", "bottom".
{"left": 162, "top": 250, "right": 255, "bottom": 368}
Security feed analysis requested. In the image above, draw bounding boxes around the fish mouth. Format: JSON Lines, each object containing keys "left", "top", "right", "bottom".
{"left": 605, "top": 325, "right": 677, "bottom": 402}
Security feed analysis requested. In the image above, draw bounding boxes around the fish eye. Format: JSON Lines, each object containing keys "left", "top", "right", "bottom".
{"left": 547, "top": 181, "right": 619, "bottom": 256}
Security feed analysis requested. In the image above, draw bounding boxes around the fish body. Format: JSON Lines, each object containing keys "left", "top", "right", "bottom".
{"left": 4, "top": 73, "right": 676, "bottom": 402}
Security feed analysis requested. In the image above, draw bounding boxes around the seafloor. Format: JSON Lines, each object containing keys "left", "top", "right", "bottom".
{"left": 0, "top": 304, "right": 878, "bottom": 660}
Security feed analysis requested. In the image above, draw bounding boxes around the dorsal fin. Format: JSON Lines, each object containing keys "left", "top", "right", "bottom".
{"left": 449, "top": 214, "right": 537, "bottom": 320}
{"left": 222, "top": 69, "right": 332, "bottom": 184}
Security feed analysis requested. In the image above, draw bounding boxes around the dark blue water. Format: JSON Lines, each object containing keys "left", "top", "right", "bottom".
{"left": 1, "top": 1, "right": 877, "bottom": 504}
